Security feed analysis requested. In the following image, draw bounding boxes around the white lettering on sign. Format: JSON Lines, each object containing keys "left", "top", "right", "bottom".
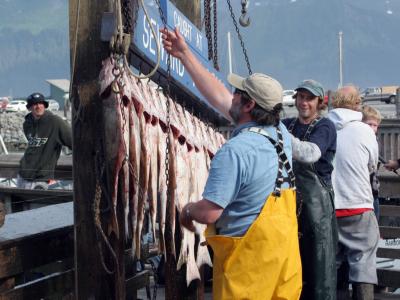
{"left": 173, "top": 10, "right": 192, "bottom": 42}
{"left": 196, "top": 33, "right": 202, "bottom": 52}
{"left": 142, "top": 15, "right": 185, "bottom": 78}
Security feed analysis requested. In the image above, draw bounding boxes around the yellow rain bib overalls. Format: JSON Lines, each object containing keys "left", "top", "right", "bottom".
{"left": 206, "top": 126, "right": 302, "bottom": 300}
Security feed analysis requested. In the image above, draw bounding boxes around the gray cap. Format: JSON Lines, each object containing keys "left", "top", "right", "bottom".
{"left": 295, "top": 79, "right": 324, "bottom": 98}
{"left": 227, "top": 73, "right": 283, "bottom": 111}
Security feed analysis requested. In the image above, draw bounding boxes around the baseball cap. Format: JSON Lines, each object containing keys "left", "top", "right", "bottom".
{"left": 227, "top": 73, "right": 283, "bottom": 111}
{"left": 26, "top": 92, "right": 49, "bottom": 109}
{"left": 295, "top": 79, "right": 324, "bottom": 98}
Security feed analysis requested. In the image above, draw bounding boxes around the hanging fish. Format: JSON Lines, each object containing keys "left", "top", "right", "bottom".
{"left": 99, "top": 56, "right": 131, "bottom": 240}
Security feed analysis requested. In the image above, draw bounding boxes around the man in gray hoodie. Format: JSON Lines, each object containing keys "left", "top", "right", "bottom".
{"left": 328, "top": 86, "right": 379, "bottom": 299}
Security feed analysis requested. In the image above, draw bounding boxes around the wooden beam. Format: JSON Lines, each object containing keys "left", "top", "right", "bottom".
{"left": 380, "top": 226, "right": 400, "bottom": 239}
{"left": 380, "top": 205, "right": 400, "bottom": 217}
{"left": 0, "top": 269, "right": 74, "bottom": 300}
{"left": 377, "top": 268, "right": 400, "bottom": 288}
{"left": 170, "top": 0, "right": 201, "bottom": 29}
{"left": 0, "top": 154, "right": 72, "bottom": 180}
{"left": 69, "top": 0, "right": 125, "bottom": 299}
{"left": 377, "top": 247, "right": 400, "bottom": 260}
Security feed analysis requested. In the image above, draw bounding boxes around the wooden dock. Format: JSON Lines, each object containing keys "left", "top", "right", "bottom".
{"left": 0, "top": 153, "right": 72, "bottom": 180}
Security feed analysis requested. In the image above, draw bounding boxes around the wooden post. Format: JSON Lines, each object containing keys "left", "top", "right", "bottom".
{"left": 171, "top": 0, "right": 201, "bottom": 29}
{"left": 396, "top": 88, "right": 400, "bottom": 119}
{"left": 70, "top": 1, "right": 125, "bottom": 299}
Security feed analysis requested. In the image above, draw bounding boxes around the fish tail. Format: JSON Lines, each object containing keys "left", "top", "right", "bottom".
{"left": 108, "top": 208, "right": 120, "bottom": 239}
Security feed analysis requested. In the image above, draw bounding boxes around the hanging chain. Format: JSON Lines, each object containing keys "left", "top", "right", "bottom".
{"left": 204, "top": 0, "right": 213, "bottom": 61}
{"left": 226, "top": 0, "right": 252, "bottom": 75}
{"left": 121, "top": 0, "right": 133, "bottom": 33}
{"left": 212, "top": 0, "right": 219, "bottom": 70}
{"left": 151, "top": 2, "right": 172, "bottom": 298}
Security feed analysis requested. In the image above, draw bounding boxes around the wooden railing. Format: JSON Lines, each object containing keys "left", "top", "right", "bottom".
{"left": 377, "top": 205, "right": 400, "bottom": 298}
{"left": 0, "top": 202, "right": 154, "bottom": 299}
{"left": 0, "top": 154, "right": 72, "bottom": 180}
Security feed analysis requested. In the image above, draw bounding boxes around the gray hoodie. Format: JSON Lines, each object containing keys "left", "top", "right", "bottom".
{"left": 328, "top": 108, "right": 378, "bottom": 209}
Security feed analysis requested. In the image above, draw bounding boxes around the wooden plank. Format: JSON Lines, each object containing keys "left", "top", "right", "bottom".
{"left": 0, "top": 231, "right": 73, "bottom": 279}
{"left": 378, "top": 268, "right": 400, "bottom": 288}
{"left": 380, "top": 226, "right": 400, "bottom": 239}
{"left": 0, "top": 278, "right": 14, "bottom": 294}
{"left": 0, "top": 187, "right": 73, "bottom": 213}
{"left": 377, "top": 247, "right": 400, "bottom": 260}
{"left": 0, "top": 154, "right": 72, "bottom": 180}
{"left": 374, "top": 292, "right": 400, "bottom": 300}
{"left": 0, "top": 269, "right": 74, "bottom": 300}
{"left": 378, "top": 170, "right": 400, "bottom": 198}
{"left": 125, "top": 270, "right": 150, "bottom": 298}
{"left": 0, "top": 202, "right": 73, "bottom": 248}
{"left": 380, "top": 205, "right": 400, "bottom": 217}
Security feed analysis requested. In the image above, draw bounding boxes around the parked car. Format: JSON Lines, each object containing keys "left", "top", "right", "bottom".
{"left": 5, "top": 100, "right": 27, "bottom": 112}
{"left": 360, "top": 86, "right": 399, "bottom": 104}
{"left": 47, "top": 99, "right": 60, "bottom": 111}
{"left": 282, "top": 90, "right": 296, "bottom": 106}
{"left": 0, "top": 97, "right": 9, "bottom": 113}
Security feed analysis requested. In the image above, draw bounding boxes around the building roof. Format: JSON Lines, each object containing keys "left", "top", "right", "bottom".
{"left": 46, "top": 79, "right": 70, "bottom": 92}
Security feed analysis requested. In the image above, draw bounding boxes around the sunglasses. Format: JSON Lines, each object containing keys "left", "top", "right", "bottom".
{"left": 234, "top": 88, "right": 249, "bottom": 97}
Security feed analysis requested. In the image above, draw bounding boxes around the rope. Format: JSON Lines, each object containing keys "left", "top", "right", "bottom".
{"left": 114, "top": 0, "right": 160, "bottom": 79}
{"left": 93, "top": 181, "right": 118, "bottom": 274}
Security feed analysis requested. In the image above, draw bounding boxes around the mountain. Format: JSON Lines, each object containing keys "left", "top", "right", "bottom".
{"left": 0, "top": 0, "right": 399, "bottom": 96}
{"left": 0, "top": 0, "right": 69, "bottom": 98}
{"left": 217, "top": 0, "right": 400, "bottom": 90}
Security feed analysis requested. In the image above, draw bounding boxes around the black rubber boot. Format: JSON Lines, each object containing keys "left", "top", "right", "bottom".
{"left": 351, "top": 283, "right": 374, "bottom": 300}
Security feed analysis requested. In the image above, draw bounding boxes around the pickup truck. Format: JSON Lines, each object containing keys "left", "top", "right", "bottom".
{"left": 360, "top": 86, "right": 399, "bottom": 104}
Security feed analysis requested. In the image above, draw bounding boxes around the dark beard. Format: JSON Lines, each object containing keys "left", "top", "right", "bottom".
{"left": 229, "top": 104, "right": 241, "bottom": 125}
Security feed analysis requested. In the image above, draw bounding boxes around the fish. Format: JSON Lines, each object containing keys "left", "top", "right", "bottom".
{"left": 176, "top": 141, "right": 201, "bottom": 285}
{"left": 99, "top": 56, "right": 131, "bottom": 240}
{"left": 166, "top": 129, "right": 177, "bottom": 258}
{"left": 192, "top": 117, "right": 212, "bottom": 269}
{"left": 149, "top": 88, "right": 169, "bottom": 257}
{"left": 134, "top": 80, "right": 153, "bottom": 259}
{"left": 127, "top": 74, "right": 144, "bottom": 258}
{"left": 140, "top": 82, "right": 159, "bottom": 244}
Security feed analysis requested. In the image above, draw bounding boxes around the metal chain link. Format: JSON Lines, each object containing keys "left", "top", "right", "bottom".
{"left": 121, "top": 0, "right": 133, "bottom": 33}
{"left": 151, "top": 2, "right": 172, "bottom": 298}
{"left": 204, "top": 0, "right": 213, "bottom": 61}
{"left": 226, "top": 0, "right": 252, "bottom": 75}
{"left": 212, "top": 0, "right": 219, "bottom": 70}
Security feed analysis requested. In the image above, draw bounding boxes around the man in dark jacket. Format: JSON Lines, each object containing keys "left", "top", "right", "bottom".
{"left": 17, "top": 92, "right": 72, "bottom": 189}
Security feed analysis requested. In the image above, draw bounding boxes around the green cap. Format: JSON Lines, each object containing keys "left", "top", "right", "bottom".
{"left": 295, "top": 79, "right": 324, "bottom": 98}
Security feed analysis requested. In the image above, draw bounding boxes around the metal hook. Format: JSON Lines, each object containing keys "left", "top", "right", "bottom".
{"left": 239, "top": 0, "right": 250, "bottom": 27}
{"left": 239, "top": 13, "right": 250, "bottom": 27}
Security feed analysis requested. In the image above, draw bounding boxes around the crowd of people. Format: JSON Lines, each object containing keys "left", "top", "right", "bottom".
{"left": 10, "top": 26, "right": 399, "bottom": 300}
{"left": 161, "top": 27, "right": 400, "bottom": 300}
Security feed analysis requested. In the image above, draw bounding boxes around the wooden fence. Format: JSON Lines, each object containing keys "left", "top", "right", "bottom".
{"left": 0, "top": 202, "right": 154, "bottom": 299}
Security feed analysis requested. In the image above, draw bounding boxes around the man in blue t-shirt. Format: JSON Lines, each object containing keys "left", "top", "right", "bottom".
{"left": 282, "top": 80, "right": 337, "bottom": 300}
{"left": 161, "top": 27, "right": 302, "bottom": 299}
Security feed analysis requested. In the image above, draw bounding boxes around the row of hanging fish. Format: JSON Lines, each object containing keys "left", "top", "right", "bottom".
{"left": 98, "top": 56, "right": 226, "bottom": 286}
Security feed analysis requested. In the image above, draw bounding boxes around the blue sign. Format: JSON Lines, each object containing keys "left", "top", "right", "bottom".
{"left": 132, "top": 0, "right": 228, "bottom": 108}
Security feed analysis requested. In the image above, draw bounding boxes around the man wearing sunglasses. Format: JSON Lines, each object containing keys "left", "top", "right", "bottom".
{"left": 17, "top": 92, "right": 72, "bottom": 189}
{"left": 162, "top": 28, "right": 302, "bottom": 299}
